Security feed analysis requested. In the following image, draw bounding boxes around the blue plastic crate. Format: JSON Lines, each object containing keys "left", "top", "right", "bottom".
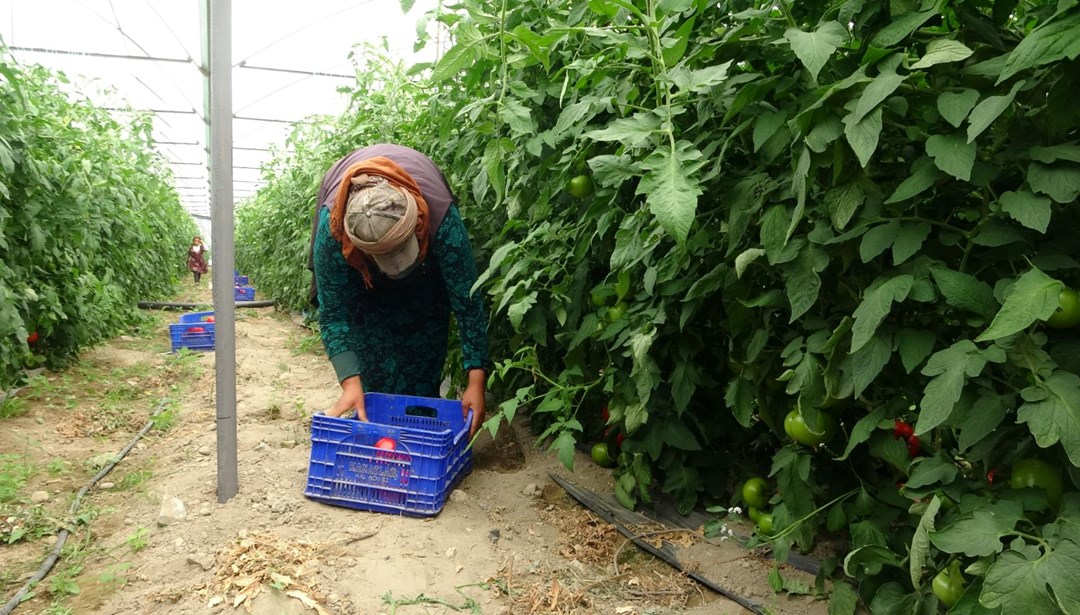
{"left": 234, "top": 286, "right": 255, "bottom": 301}
{"left": 235, "top": 274, "right": 249, "bottom": 285}
{"left": 168, "top": 311, "right": 215, "bottom": 352}
{"left": 304, "top": 393, "right": 472, "bottom": 516}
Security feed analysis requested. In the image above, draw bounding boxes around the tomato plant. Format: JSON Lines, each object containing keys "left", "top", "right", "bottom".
{"left": 233, "top": 1, "right": 1080, "bottom": 612}
{"left": 0, "top": 48, "right": 195, "bottom": 390}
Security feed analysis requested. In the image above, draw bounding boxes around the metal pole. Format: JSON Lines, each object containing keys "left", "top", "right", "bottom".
{"left": 204, "top": 0, "right": 238, "bottom": 502}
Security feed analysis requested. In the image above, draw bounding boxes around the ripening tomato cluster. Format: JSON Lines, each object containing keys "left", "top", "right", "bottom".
{"left": 893, "top": 420, "right": 921, "bottom": 459}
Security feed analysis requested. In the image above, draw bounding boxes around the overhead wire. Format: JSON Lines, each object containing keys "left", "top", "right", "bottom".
{"left": 231, "top": 0, "right": 376, "bottom": 67}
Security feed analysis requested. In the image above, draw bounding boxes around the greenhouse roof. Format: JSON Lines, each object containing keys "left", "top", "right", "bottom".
{"left": 1, "top": 0, "right": 437, "bottom": 240}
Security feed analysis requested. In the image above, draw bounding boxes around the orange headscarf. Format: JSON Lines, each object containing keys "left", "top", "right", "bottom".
{"left": 329, "top": 156, "right": 430, "bottom": 288}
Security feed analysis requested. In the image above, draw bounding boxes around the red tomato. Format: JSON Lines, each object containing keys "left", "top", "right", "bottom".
{"left": 26, "top": 331, "right": 39, "bottom": 344}
{"left": 893, "top": 420, "right": 914, "bottom": 440}
{"left": 374, "top": 437, "right": 397, "bottom": 451}
{"left": 906, "top": 435, "right": 921, "bottom": 459}
{"left": 204, "top": 316, "right": 215, "bottom": 323}
{"left": 188, "top": 326, "right": 205, "bottom": 333}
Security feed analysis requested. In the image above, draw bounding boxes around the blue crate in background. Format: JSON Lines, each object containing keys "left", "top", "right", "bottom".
{"left": 234, "top": 274, "right": 249, "bottom": 285}
{"left": 168, "top": 311, "right": 215, "bottom": 352}
{"left": 304, "top": 393, "right": 472, "bottom": 516}
{"left": 234, "top": 286, "right": 255, "bottom": 302}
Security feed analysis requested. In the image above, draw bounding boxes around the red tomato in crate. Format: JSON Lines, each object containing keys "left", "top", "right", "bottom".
{"left": 375, "top": 437, "right": 397, "bottom": 451}
{"left": 188, "top": 326, "right": 205, "bottom": 333}
{"left": 204, "top": 316, "right": 215, "bottom": 323}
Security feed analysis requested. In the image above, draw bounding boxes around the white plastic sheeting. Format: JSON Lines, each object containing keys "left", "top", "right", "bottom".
{"left": 0, "top": 0, "right": 438, "bottom": 241}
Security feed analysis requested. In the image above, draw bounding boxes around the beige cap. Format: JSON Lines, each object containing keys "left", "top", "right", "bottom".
{"left": 343, "top": 180, "right": 420, "bottom": 278}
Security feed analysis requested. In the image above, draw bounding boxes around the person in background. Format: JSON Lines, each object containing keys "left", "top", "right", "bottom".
{"left": 187, "top": 236, "right": 208, "bottom": 284}
{"left": 309, "top": 144, "right": 490, "bottom": 437}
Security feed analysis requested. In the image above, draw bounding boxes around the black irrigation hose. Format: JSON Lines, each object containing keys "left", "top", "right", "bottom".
{"left": 0, "top": 398, "right": 171, "bottom": 615}
{"left": 550, "top": 473, "right": 766, "bottom": 615}
{"left": 137, "top": 300, "right": 275, "bottom": 310}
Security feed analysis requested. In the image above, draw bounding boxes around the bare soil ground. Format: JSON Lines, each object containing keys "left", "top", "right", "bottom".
{"left": 0, "top": 279, "right": 831, "bottom": 615}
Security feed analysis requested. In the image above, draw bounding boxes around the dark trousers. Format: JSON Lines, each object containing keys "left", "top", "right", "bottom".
{"left": 193, "top": 271, "right": 202, "bottom": 283}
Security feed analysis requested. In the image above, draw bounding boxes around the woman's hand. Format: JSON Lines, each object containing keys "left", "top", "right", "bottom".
{"left": 461, "top": 369, "right": 487, "bottom": 437}
{"left": 329, "top": 375, "right": 367, "bottom": 420}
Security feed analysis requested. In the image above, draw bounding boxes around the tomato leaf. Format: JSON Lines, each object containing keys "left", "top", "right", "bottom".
{"left": 662, "top": 419, "right": 701, "bottom": 451}
{"left": 955, "top": 391, "right": 1009, "bottom": 452}
{"left": 975, "top": 267, "right": 1062, "bottom": 342}
{"left": 828, "top": 581, "right": 858, "bottom": 615}
{"left": 1017, "top": 371, "right": 1080, "bottom": 467}
{"left": 851, "top": 275, "right": 913, "bottom": 353}
{"left": 928, "top": 267, "right": 995, "bottom": 319}
{"left": 498, "top": 98, "right": 536, "bottom": 137}
{"left": 724, "top": 376, "right": 756, "bottom": 428}
{"left": 1026, "top": 162, "right": 1080, "bottom": 204}
{"left": 929, "top": 501, "right": 1022, "bottom": 557}
{"left": 852, "top": 332, "right": 892, "bottom": 397}
{"left": 981, "top": 538, "right": 1080, "bottom": 613}
{"left": 910, "top": 495, "right": 942, "bottom": 588}
{"left": 551, "top": 431, "right": 577, "bottom": 471}
{"left": 905, "top": 456, "right": 959, "bottom": 489}
{"left": 784, "top": 22, "right": 847, "bottom": 83}
{"left": 636, "top": 140, "right": 705, "bottom": 244}
{"left": 836, "top": 405, "right": 888, "bottom": 461}
{"left": 967, "top": 80, "right": 1024, "bottom": 143}
{"left": 860, "top": 221, "right": 901, "bottom": 263}
{"left": 892, "top": 222, "right": 932, "bottom": 265}
{"left": 936, "top": 89, "right": 981, "bottom": 128}
{"left": 785, "top": 244, "right": 829, "bottom": 322}
{"left": 824, "top": 180, "right": 865, "bottom": 230}
{"left": 584, "top": 111, "right": 662, "bottom": 148}
{"left": 669, "top": 61, "right": 732, "bottom": 94}
{"left": 885, "top": 157, "right": 944, "bottom": 204}
{"left": 852, "top": 71, "right": 906, "bottom": 123}
{"left": 897, "top": 328, "right": 937, "bottom": 373}
{"left": 870, "top": 9, "right": 937, "bottom": 47}
{"left": 844, "top": 546, "right": 903, "bottom": 578}
{"left": 912, "top": 39, "right": 974, "bottom": 69}
{"left": 997, "top": 189, "right": 1052, "bottom": 233}
{"left": 770, "top": 448, "right": 815, "bottom": 518}
{"left": 916, "top": 340, "right": 985, "bottom": 435}
{"left": 843, "top": 103, "right": 883, "bottom": 168}
{"left": 997, "top": 10, "right": 1080, "bottom": 84}
{"left": 926, "top": 133, "right": 977, "bottom": 181}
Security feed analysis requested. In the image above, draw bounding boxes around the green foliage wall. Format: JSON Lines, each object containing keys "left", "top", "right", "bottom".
{"left": 236, "top": 0, "right": 1080, "bottom": 610}
{"left": 0, "top": 47, "right": 196, "bottom": 389}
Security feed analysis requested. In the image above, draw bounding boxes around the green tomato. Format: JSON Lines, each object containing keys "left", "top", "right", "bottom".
{"left": 591, "top": 442, "right": 615, "bottom": 468}
{"left": 1010, "top": 458, "right": 1064, "bottom": 510}
{"left": 741, "top": 477, "right": 769, "bottom": 509}
{"left": 590, "top": 287, "right": 610, "bottom": 308}
{"left": 784, "top": 410, "right": 837, "bottom": 447}
{"left": 1046, "top": 287, "right": 1080, "bottom": 328}
{"left": 747, "top": 507, "right": 763, "bottom": 523}
{"left": 568, "top": 174, "right": 595, "bottom": 199}
{"left": 756, "top": 513, "right": 774, "bottom": 535}
{"left": 931, "top": 564, "right": 966, "bottom": 608}
{"left": 606, "top": 301, "right": 629, "bottom": 322}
